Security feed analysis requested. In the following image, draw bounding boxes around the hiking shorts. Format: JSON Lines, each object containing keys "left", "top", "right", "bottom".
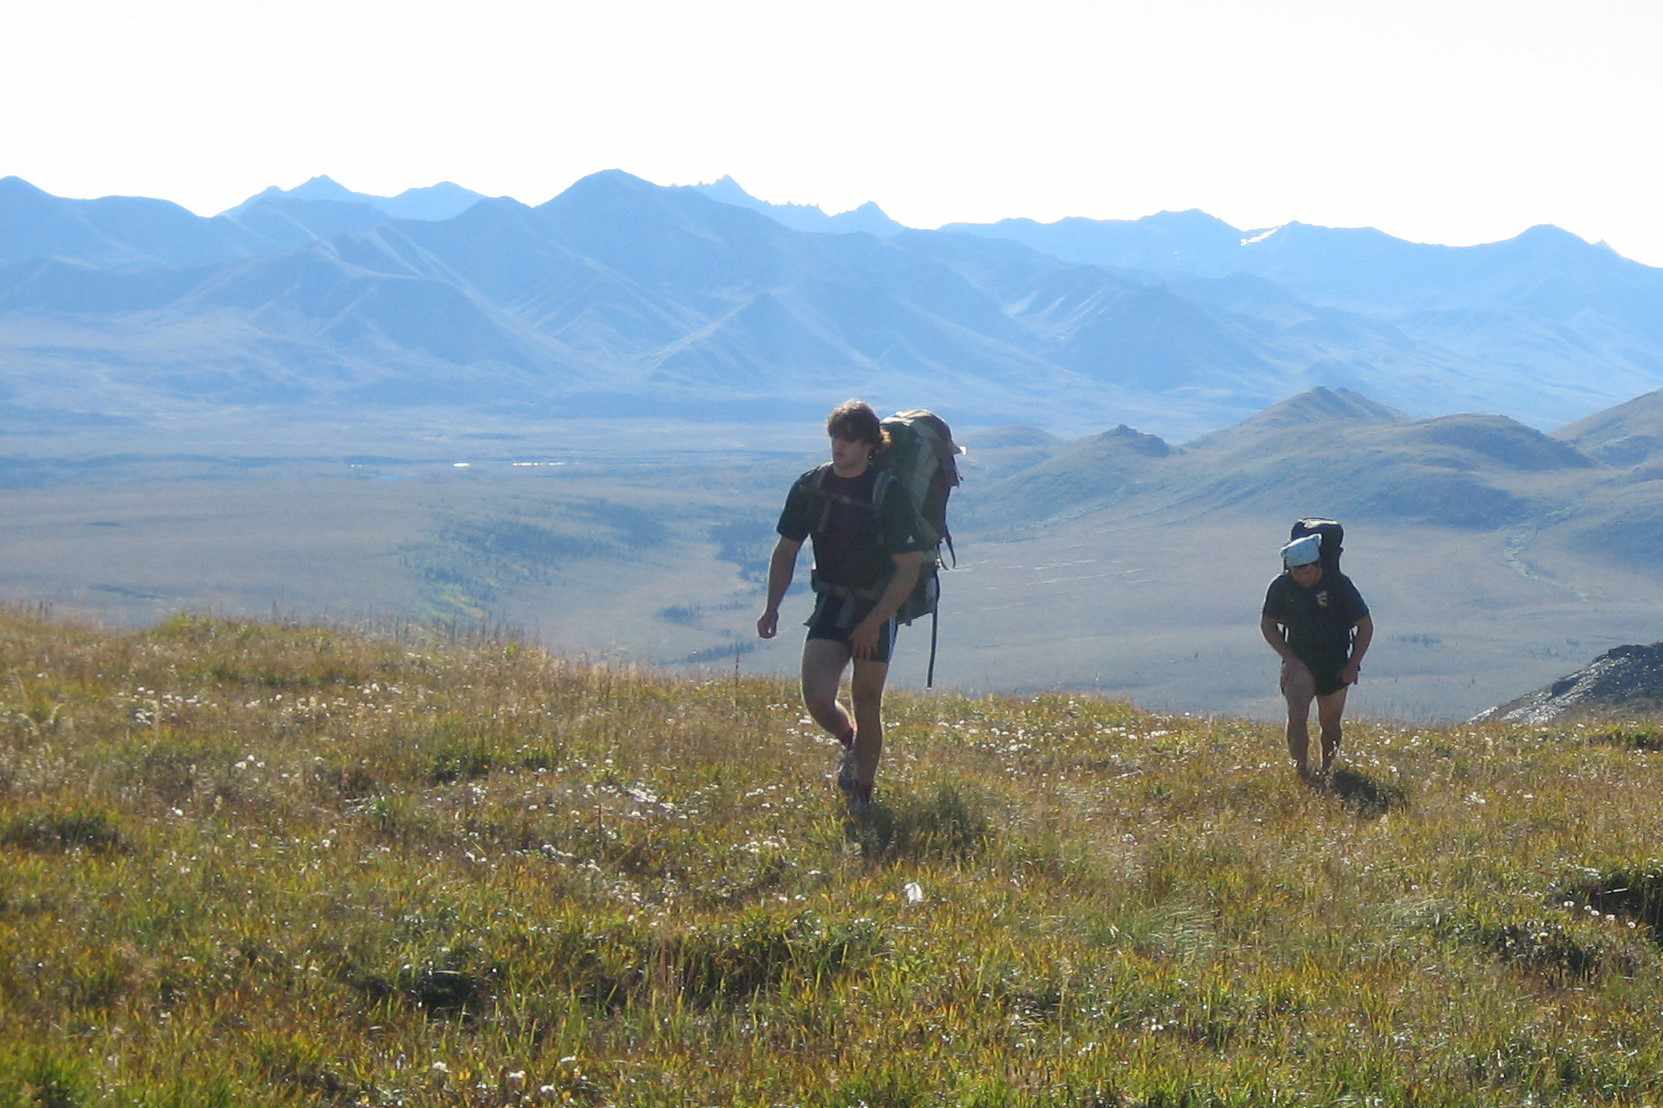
{"left": 1282, "top": 657, "right": 1348, "bottom": 699}
{"left": 805, "top": 590, "right": 899, "bottom": 664}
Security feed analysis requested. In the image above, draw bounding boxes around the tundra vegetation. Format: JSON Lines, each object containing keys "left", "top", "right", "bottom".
{"left": 3, "top": 606, "right": 1663, "bottom": 1105}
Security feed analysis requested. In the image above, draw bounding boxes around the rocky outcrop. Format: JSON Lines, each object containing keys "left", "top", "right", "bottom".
{"left": 1472, "top": 643, "right": 1663, "bottom": 724}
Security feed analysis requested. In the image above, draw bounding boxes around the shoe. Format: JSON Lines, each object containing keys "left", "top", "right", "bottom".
{"left": 836, "top": 749, "right": 858, "bottom": 792}
{"left": 837, "top": 751, "right": 872, "bottom": 811}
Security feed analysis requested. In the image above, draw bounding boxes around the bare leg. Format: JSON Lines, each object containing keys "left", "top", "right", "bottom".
{"left": 800, "top": 638, "right": 853, "bottom": 741}
{"left": 1281, "top": 659, "right": 1317, "bottom": 777}
{"left": 849, "top": 657, "right": 890, "bottom": 793}
{"left": 1316, "top": 686, "right": 1349, "bottom": 773}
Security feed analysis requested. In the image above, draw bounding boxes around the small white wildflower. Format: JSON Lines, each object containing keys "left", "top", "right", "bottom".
{"left": 904, "top": 881, "right": 925, "bottom": 904}
{"left": 430, "top": 1061, "right": 449, "bottom": 1077}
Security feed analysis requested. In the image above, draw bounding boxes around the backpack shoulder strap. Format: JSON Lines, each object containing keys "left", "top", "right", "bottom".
{"left": 872, "top": 469, "right": 895, "bottom": 511}
{"left": 809, "top": 463, "right": 833, "bottom": 534}
{"left": 808, "top": 464, "right": 884, "bottom": 534}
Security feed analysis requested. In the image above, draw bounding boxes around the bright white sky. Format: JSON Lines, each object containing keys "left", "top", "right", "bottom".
{"left": 6, "top": 0, "right": 1661, "bottom": 264}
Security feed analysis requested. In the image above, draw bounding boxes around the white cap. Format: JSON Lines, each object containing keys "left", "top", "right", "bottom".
{"left": 1281, "top": 534, "right": 1322, "bottom": 568}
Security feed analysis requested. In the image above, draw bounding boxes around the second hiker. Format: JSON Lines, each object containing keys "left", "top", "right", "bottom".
{"left": 1259, "top": 524, "right": 1374, "bottom": 783}
{"left": 757, "top": 400, "right": 931, "bottom": 809}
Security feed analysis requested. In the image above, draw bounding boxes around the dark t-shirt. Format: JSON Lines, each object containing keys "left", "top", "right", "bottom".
{"left": 777, "top": 465, "right": 929, "bottom": 588}
{"left": 1262, "top": 570, "right": 1370, "bottom": 673}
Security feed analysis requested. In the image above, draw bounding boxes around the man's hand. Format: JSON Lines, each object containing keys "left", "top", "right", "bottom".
{"left": 848, "top": 618, "right": 882, "bottom": 660}
{"left": 1340, "top": 659, "right": 1362, "bottom": 686}
{"left": 758, "top": 537, "right": 801, "bottom": 641}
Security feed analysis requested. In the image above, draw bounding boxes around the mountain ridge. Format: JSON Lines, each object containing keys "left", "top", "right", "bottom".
{"left": 1473, "top": 642, "right": 1663, "bottom": 723}
{"left": 5, "top": 172, "right": 1663, "bottom": 438}
{"left": 689, "top": 176, "right": 906, "bottom": 236}
{"left": 966, "top": 386, "right": 1654, "bottom": 555}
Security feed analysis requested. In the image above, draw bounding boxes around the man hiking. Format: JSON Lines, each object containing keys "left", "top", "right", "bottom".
{"left": 1259, "top": 532, "right": 1374, "bottom": 782}
{"left": 757, "top": 400, "right": 929, "bottom": 810}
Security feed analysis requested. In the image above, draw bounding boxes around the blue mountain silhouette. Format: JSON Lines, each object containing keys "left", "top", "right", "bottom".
{"left": 4, "top": 170, "right": 1663, "bottom": 435}
{"left": 690, "top": 176, "right": 905, "bottom": 236}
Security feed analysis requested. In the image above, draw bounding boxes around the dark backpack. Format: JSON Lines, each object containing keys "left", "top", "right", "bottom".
{"left": 1290, "top": 517, "right": 1343, "bottom": 575}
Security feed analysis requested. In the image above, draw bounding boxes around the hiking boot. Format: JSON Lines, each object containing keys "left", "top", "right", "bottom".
{"left": 836, "top": 751, "right": 872, "bottom": 812}
{"left": 836, "top": 749, "right": 859, "bottom": 792}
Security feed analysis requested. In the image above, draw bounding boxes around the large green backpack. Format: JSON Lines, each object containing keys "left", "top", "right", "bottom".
{"left": 876, "top": 410, "right": 962, "bottom": 684}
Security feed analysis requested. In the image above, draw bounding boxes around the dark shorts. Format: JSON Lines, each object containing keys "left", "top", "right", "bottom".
{"left": 1282, "top": 657, "right": 1348, "bottom": 698}
{"left": 805, "top": 591, "right": 899, "bottom": 664}
{"left": 1310, "top": 668, "right": 1347, "bottom": 697}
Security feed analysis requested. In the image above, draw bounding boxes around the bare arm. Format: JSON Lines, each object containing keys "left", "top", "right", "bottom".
{"left": 1340, "top": 615, "right": 1374, "bottom": 683}
{"left": 757, "top": 536, "right": 802, "bottom": 639}
{"left": 848, "top": 551, "right": 925, "bottom": 659}
{"left": 1260, "top": 614, "right": 1310, "bottom": 676}
{"left": 1260, "top": 615, "right": 1293, "bottom": 661}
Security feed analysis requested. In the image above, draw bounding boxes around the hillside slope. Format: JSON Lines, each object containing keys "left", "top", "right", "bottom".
{"left": 967, "top": 386, "right": 1610, "bottom": 532}
{"left": 1475, "top": 641, "right": 1663, "bottom": 723}
{"left": 5, "top": 608, "right": 1663, "bottom": 1103}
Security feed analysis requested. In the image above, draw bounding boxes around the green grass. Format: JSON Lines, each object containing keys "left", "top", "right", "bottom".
{"left": 6, "top": 606, "right": 1663, "bottom": 1104}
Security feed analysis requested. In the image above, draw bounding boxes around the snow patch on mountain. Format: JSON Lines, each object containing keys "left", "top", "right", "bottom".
{"left": 1240, "top": 225, "right": 1284, "bottom": 247}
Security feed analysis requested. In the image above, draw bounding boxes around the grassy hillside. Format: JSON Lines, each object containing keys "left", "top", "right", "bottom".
{"left": 4, "top": 607, "right": 1663, "bottom": 1105}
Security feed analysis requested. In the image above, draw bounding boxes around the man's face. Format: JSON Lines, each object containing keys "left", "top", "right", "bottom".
{"left": 1288, "top": 562, "right": 1324, "bottom": 588}
{"left": 830, "top": 434, "right": 874, "bottom": 475}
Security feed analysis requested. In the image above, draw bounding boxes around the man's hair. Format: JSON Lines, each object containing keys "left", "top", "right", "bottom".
{"left": 826, "top": 399, "right": 890, "bottom": 449}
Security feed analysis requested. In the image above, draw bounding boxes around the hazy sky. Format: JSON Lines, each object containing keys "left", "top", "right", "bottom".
{"left": 7, "top": 0, "right": 1661, "bottom": 263}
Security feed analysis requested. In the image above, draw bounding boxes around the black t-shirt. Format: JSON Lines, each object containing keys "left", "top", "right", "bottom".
{"left": 777, "top": 465, "right": 929, "bottom": 588}
{"left": 1262, "top": 570, "right": 1370, "bottom": 672}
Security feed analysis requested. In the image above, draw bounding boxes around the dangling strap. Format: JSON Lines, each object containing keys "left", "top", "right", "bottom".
{"left": 926, "top": 576, "right": 941, "bottom": 687}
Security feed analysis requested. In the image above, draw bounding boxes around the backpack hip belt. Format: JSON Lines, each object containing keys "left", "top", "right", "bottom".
{"left": 808, "top": 569, "right": 887, "bottom": 631}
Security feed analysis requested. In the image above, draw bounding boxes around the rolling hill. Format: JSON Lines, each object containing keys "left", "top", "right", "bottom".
{"left": 8, "top": 607, "right": 1663, "bottom": 1102}
{"left": 967, "top": 386, "right": 1607, "bottom": 529}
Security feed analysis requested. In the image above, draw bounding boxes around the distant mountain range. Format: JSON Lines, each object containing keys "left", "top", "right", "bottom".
{"left": 688, "top": 177, "right": 905, "bottom": 237}
{"left": 4, "top": 171, "right": 1663, "bottom": 439}
{"left": 226, "top": 176, "right": 487, "bottom": 223}
{"left": 0, "top": 175, "right": 487, "bottom": 271}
